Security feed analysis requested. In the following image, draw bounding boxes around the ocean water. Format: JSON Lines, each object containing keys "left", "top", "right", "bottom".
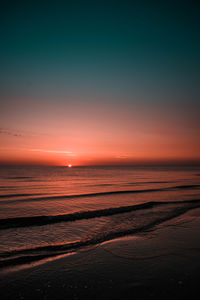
{"left": 0, "top": 166, "right": 200, "bottom": 270}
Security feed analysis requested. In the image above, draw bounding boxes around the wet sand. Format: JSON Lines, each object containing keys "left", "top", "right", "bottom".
{"left": 0, "top": 208, "right": 200, "bottom": 300}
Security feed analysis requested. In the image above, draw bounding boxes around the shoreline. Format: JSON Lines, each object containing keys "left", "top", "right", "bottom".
{"left": 1, "top": 208, "right": 200, "bottom": 299}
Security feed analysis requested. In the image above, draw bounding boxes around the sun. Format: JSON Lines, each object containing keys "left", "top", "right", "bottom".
{"left": 68, "top": 164, "right": 72, "bottom": 168}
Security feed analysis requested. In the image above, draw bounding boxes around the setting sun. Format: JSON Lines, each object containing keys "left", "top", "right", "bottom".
{"left": 68, "top": 164, "right": 72, "bottom": 168}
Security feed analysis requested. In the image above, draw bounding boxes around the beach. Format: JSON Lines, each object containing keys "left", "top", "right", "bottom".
{"left": 1, "top": 208, "right": 200, "bottom": 299}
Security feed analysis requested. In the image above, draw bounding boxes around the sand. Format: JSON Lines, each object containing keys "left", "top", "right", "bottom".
{"left": 0, "top": 208, "right": 200, "bottom": 300}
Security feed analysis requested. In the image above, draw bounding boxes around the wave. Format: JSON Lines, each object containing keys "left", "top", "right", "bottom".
{"left": 0, "top": 193, "right": 45, "bottom": 199}
{"left": 0, "top": 200, "right": 200, "bottom": 268}
{"left": 1, "top": 184, "right": 200, "bottom": 204}
{"left": 126, "top": 181, "right": 175, "bottom": 185}
{"left": 0, "top": 186, "right": 16, "bottom": 189}
{"left": 3, "top": 176, "right": 33, "bottom": 180}
{"left": 0, "top": 199, "right": 200, "bottom": 230}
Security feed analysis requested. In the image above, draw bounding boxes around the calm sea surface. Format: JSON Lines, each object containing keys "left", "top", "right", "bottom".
{"left": 0, "top": 166, "right": 200, "bottom": 270}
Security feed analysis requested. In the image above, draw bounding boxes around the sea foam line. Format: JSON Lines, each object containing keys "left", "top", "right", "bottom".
{"left": 0, "top": 199, "right": 200, "bottom": 230}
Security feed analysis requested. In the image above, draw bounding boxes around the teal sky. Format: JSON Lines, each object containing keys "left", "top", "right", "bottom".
{"left": 1, "top": 1, "right": 199, "bottom": 97}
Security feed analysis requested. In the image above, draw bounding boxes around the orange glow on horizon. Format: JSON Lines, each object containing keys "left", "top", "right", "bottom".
{"left": 0, "top": 96, "right": 200, "bottom": 166}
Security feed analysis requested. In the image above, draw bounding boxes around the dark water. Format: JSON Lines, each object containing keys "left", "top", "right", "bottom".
{"left": 0, "top": 166, "right": 200, "bottom": 270}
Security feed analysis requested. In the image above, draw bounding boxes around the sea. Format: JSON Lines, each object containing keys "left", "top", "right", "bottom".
{"left": 0, "top": 165, "right": 200, "bottom": 272}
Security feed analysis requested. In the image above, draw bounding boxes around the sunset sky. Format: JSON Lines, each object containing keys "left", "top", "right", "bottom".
{"left": 0, "top": 1, "right": 200, "bottom": 166}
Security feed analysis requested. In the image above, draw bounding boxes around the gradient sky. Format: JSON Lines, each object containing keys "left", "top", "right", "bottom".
{"left": 0, "top": 1, "right": 200, "bottom": 166}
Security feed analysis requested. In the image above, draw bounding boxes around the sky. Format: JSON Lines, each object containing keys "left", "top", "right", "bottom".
{"left": 0, "top": 0, "right": 200, "bottom": 166}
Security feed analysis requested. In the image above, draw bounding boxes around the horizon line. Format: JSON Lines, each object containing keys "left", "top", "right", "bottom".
{"left": 1, "top": 161, "right": 200, "bottom": 168}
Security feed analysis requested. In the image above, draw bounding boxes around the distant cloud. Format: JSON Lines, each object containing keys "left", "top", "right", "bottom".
{"left": 0, "top": 127, "right": 48, "bottom": 138}
{"left": 115, "top": 154, "right": 130, "bottom": 159}
{"left": 0, "top": 128, "right": 23, "bottom": 137}
{"left": 29, "top": 149, "right": 77, "bottom": 156}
